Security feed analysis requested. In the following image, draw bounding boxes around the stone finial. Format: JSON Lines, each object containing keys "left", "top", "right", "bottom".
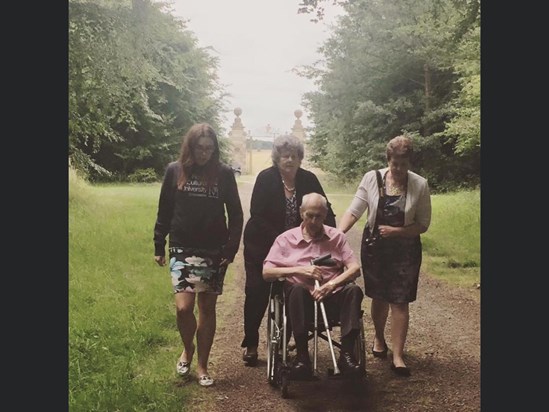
{"left": 291, "top": 109, "right": 305, "bottom": 142}
{"left": 232, "top": 107, "right": 244, "bottom": 129}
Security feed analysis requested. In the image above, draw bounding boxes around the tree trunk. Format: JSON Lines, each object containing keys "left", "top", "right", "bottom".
{"left": 424, "top": 63, "right": 431, "bottom": 112}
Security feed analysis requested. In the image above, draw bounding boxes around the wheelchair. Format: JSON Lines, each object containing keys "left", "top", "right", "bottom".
{"left": 266, "top": 278, "right": 367, "bottom": 399}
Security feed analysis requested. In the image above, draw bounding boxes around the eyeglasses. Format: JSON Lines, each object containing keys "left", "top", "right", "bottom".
{"left": 194, "top": 145, "right": 215, "bottom": 154}
{"left": 304, "top": 212, "right": 325, "bottom": 220}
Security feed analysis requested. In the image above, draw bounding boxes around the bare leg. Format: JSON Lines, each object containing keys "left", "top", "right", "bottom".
{"left": 390, "top": 302, "right": 409, "bottom": 368}
{"left": 196, "top": 293, "right": 218, "bottom": 377}
{"left": 175, "top": 292, "right": 196, "bottom": 362}
{"left": 371, "top": 298, "right": 390, "bottom": 351}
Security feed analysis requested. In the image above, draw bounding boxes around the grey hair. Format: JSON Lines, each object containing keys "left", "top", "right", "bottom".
{"left": 271, "top": 134, "right": 304, "bottom": 166}
{"left": 301, "top": 192, "right": 328, "bottom": 211}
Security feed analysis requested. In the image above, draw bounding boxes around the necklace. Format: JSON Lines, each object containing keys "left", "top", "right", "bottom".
{"left": 282, "top": 179, "right": 296, "bottom": 192}
{"left": 385, "top": 176, "right": 406, "bottom": 196}
{"left": 386, "top": 184, "right": 404, "bottom": 196}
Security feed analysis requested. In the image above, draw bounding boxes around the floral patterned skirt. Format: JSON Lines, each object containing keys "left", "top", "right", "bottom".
{"left": 168, "top": 247, "right": 227, "bottom": 294}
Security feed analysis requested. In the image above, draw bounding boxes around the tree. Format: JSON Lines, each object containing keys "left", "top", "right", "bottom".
{"left": 69, "top": 0, "right": 228, "bottom": 181}
{"left": 298, "top": 0, "right": 480, "bottom": 191}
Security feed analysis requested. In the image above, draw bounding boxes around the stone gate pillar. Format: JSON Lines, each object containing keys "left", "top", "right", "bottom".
{"left": 291, "top": 109, "right": 306, "bottom": 142}
{"left": 228, "top": 107, "right": 248, "bottom": 173}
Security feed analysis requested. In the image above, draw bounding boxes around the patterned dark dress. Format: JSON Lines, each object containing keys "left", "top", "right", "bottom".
{"left": 360, "top": 178, "right": 422, "bottom": 303}
{"left": 284, "top": 193, "right": 299, "bottom": 230}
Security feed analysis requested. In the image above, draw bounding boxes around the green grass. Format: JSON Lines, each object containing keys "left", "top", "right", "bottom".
{"left": 69, "top": 172, "right": 218, "bottom": 411}
{"left": 69, "top": 165, "right": 479, "bottom": 410}
{"left": 420, "top": 190, "right": 480, "bottom": 287}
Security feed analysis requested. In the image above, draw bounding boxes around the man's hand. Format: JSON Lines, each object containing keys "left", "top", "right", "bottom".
{"left": 300, "top": 265, "right": 324, "bottom": 282}
{"left": 311, "top": 281, "right": 336, "bottom": 301}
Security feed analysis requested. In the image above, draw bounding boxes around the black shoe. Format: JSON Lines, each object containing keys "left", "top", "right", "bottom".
{"left": 242, "top": 350, "right": 258, "bottom": 366}
{"left": 372, "top": 340, "right": 388, "bottom": 358}
{"left": 390, "top": 362, "right": 411, "bottom": 377}
{"left": 291, "top": 360, "right": 312, "bottom": 379}
{"left": 291, "top": 354, "right": 312, "bottom": 379}
{"left": 338, "top": 351, "right": 361, "bottom": 375}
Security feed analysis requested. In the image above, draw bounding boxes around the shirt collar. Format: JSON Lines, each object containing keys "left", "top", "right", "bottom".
{"left": 294, "top": 223, "right": 332, "bottom": 244}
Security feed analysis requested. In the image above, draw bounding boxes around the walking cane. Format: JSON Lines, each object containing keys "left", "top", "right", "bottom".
{"left": 313, "top": 282, "right": 318, "bottom": 372}
{"left": 311, "top": 254, "right": 341, "bottom": 375}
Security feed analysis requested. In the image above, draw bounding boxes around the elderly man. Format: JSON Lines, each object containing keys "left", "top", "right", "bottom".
{"left": 263, "top": 192, "right": 364, "bottom": 378}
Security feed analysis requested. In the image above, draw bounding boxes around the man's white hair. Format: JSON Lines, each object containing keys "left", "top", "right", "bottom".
{"left": 301, "top": 192, "right": 328, "bottom": 210}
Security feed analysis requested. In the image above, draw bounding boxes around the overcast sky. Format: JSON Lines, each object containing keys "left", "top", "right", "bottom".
{"left": 168, "top": 0, "right": 343, "bottom": 139}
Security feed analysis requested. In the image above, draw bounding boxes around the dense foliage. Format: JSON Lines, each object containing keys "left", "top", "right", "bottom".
{"left": 69, "top": 0, "right": 229, "bottom": 182}
{"left": 298, "top": 0, "right": 480, "bottom": 192}
{"left": 69, "top": 0, "right": 480, "bottom": 189}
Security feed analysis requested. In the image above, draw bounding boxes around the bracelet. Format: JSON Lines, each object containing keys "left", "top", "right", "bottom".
{"left": 327, "top": 280, "right": 337, "bottom": 287}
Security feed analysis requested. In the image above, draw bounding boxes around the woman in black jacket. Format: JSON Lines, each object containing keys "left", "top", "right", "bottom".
{"left": 154, "top": 123, "right": 244, "bottom": 386}
{"left": 241, "top": 134, "right": 336, "bottom": 365}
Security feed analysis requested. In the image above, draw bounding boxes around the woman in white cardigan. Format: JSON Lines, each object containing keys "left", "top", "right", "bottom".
{"left": 338, "top": 135, "right": 431, "bottom": 377}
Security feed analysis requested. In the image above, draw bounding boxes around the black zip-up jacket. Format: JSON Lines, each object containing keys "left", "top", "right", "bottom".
{"left": 153, "top": 161, "right": 244, "bottom": 262}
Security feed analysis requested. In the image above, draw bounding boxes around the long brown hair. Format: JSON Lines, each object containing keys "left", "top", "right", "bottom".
{"left": 176, "top": 123, "right": 221, "bottom": 190}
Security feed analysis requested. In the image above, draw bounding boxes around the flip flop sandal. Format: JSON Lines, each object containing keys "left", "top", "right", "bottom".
{"left": 198, "top": 374, "right": 214, "bottom": 387}
{"left": 176, "top": 346, "right": 195, "bottom": 377}
{"left": 176, "top": 360, "right": 191, "bottom": 377}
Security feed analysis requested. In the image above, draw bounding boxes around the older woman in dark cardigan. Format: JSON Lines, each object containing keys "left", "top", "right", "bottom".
{"left": 240, "top": 134, "right": 336, "bottom": 365}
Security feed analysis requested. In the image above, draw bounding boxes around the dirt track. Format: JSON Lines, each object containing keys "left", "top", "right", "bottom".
{"left": 192, "top": 178, "right": 480, "bottom": 411}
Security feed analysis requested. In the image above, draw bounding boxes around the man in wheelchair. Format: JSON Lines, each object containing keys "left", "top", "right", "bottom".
{"left": 263, "top": 192, "right": 364, "bottom": 379}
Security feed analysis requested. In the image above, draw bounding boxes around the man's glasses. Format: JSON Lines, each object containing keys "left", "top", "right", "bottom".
{"left": 304, "top": 212, "right": 325, "bottom": 220}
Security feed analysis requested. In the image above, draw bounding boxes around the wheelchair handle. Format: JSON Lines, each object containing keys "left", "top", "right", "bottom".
{"left": 311, "top": 253, "right": 333, "bottom": 266}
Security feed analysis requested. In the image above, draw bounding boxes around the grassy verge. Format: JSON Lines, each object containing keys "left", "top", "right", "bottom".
{"left": 69, "top": 171, "right": 225, "bottom": 411}
{"left": 420, "top": 189, "right": 480, "bottom": 287}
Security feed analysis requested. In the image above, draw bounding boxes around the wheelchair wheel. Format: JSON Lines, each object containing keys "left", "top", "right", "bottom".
{"left": 353, "top": 312, "right": 367, "bottom": 378}
{"left": 267, "top": 298, "right": 279, "bottom": 385}
{"left": 281, "top": 371, "right": 289, "bottom": 398}
{"left": 268, "top": 286, "right": 287, "bottom": 387}
{"left": 268, "top": 344, "right": 280, "bottom": 386}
